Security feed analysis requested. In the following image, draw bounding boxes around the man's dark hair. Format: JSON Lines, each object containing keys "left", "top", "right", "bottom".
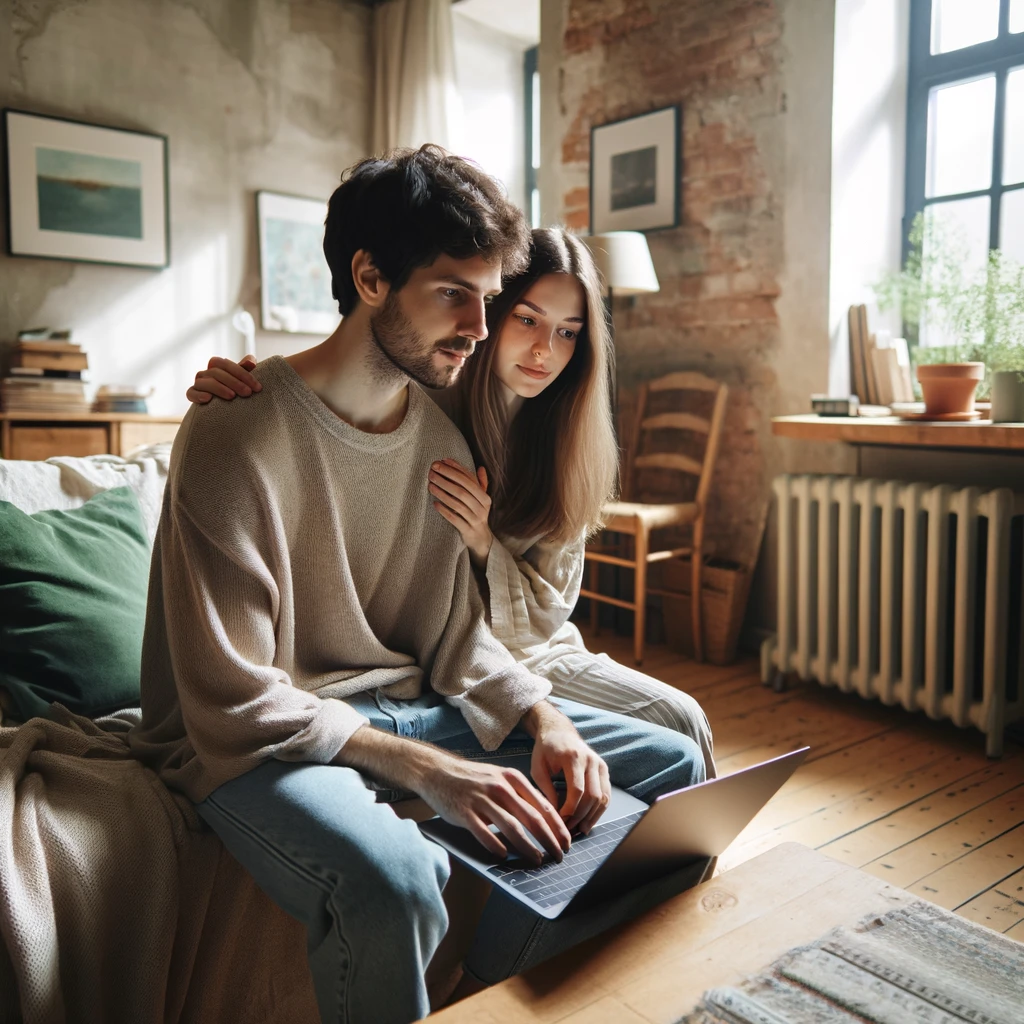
{"left": 323, "top": 145, "right": 531, "bottom": 316}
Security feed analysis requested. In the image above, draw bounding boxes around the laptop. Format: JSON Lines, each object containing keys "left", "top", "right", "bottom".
{"left": 419, "top": 747, "right": 809, "bottom": 920}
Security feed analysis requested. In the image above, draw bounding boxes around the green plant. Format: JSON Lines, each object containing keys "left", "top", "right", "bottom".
{"left": 874, "top": 211, "right": 1024, "bottom": 392}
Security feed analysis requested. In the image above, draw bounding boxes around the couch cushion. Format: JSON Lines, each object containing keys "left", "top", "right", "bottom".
{"left": 0, "top": 486, "right": 150, "bottom": 722}
{"left": 0, "top": 442, "right": 171, "bottom": 543}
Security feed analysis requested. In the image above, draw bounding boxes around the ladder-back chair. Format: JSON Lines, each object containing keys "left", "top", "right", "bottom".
{"left": 581, "top": 371, "right": 728, "bottom": 665}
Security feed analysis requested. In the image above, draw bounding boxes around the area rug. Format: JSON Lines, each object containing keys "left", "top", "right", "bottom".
{"left": 678, "top": 900, "right": 1022, "bottom": 1024}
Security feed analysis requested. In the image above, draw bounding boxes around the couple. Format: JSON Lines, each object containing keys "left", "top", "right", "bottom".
{"left": 132, "top": 146, "right": 713, "bottom": 1024}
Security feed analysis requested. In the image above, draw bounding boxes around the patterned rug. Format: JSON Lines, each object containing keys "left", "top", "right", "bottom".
{"left": 678, "top": 900, "right": 1023, "bottom": 1024}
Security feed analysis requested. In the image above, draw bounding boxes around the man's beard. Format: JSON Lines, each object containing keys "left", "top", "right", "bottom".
{"left": 368, "top": 292, "right": 474, "bottom": 390}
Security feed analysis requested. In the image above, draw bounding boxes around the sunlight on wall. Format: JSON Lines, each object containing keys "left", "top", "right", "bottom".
{"left": 28, "top": 233, "right": 236, "bottom": 416}
{"left": 828, "top": 0, "right": 911, "bottom": 396}
{"left": 451, "top": 11, "right": 529, "bottom": 212}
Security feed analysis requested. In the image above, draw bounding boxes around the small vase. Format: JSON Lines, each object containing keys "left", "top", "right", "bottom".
{"left": 990, "top": 370, "right": 1024, "bottom": 423}
{"left": 915, "top": 362, "right": 985, "bottom": 416}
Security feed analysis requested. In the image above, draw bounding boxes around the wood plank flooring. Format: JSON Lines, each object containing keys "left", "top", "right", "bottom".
{"left": 581, "top": 629, "right": 1024, "bottom": 941}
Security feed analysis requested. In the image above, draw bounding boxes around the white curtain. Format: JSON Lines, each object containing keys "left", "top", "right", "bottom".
{"left": 372, "top": 0, "right": 461, "bottom": 153}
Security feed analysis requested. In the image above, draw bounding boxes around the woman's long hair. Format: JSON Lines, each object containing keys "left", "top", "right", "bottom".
{"left": 456, "top": 228, "right": 618, "bottom": 543}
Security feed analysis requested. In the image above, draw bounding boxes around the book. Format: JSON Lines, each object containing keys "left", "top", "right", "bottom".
{"left": 17, "top": 327, "right": 72, "bottom": 341}
{"left": 890, "top": 338, "right": 915, "bottom": 402}
{"left": 1, "top": 372, "right": 89, "bottom": 413}
{"left": 17, "top": 339, "right": 83, "bottom": 354}
{"left": 848, "top": 305, "right": 868, "bottom": 402}
{"left": 8, "top": 366, "right": 84, "bottom": 379}
{"left": 93, "top": 399, "right": 149, "bottom": 414}
{"left": 2, "top": 377, "right": 87, "bottom": 394}
{"left": 18, "top": 351, "right": 89, "bottom": 372}
{"left": 870, "top": 344, "right": 900, "bottom": 407}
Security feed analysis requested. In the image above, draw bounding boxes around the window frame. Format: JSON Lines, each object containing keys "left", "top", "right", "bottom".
{"left": 904, "top": 0, "right": 1024, "bottom": 263}
{"left": 523, "top": 44, "right": 539, "bottom": 226}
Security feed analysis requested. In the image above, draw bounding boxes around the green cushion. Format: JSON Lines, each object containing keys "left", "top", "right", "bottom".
{"left": 0, "top": 486, "right": 150, "bottom": 721}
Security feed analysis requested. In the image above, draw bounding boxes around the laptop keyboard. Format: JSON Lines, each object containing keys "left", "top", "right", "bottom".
{"left": 487, "top": 808, "right": 644, "bottom": 909}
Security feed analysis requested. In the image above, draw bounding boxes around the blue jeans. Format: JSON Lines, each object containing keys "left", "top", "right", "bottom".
{"left": 197, "top": 693, "right": 706, "bottom": 1024}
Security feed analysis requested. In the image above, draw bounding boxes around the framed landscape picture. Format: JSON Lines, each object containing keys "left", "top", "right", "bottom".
{"left": 3, "top": 109, "right": 169, "bottom": 268}
{"left": 256, "top": 190, "right": 339, "bottom": 334}
{"left": 590, "top": 105, "right": 681, "bottom": 234}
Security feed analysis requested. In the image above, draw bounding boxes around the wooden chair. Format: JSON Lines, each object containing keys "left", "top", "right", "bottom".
{"left": 581, "top": 371, "right": 728, "bottom": 665}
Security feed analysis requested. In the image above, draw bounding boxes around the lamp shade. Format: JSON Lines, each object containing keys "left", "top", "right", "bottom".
{"left": 581, "top": 231, "right": 660, "bottom": 296}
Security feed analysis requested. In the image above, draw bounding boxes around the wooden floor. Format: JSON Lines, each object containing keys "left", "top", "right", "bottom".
{"left": 583, "top": 629, "right": 1024, "bottom": 941}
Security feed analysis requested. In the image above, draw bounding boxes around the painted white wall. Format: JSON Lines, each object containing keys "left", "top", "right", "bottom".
{"left": 451, "top": 9, "right": 530, "bottom": 213}
{"left": 828, "top": 0, "right": 911, "bottom": 396}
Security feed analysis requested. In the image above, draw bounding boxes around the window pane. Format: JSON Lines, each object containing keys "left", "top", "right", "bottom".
{"left": 1000, "top": 189, "right": 1024, "bottom": 263}
{"left": 924, "top": 197, "right": 991, "bottom": 276}
{"left": 931, "top": 0, "right": 999, "bottom": 53}
{"left": 926, "top": 76, "right": 995, "bottom": 197}
{"left": 1012, "top": 0, "right": 1024, "bottom": 34}
{"left": 920, "top": 197, "right": 991, "bottom": 348}
{"left": 1005, "top": 68, "right": 1024, "bottom": 185}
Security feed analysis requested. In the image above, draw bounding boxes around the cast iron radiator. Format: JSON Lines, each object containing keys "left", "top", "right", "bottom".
{"left": 761, "top": 474, "right": 1024, "bottom": 756}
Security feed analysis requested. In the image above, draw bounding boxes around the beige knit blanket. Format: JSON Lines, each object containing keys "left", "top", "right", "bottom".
{"left": 0, "top": 707, "right": 316, "bottom": 1024}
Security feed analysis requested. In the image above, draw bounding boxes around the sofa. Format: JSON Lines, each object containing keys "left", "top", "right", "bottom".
{"left": 0, "top": 445, "right": 320, "bottom": 1023}
{"left": 0, "top": 445, "right": 709, "bottom": 1022}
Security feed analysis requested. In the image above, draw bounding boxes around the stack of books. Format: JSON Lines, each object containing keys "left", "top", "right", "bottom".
{"left": 1, "top": 329, "right": 90, "bottom": 414}
{"left": 93, "top": 384, "right": 152, "bottom": 415}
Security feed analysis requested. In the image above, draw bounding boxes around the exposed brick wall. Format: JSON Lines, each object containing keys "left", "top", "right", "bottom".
{"left": 554, "top": 0, "right": 805, "bottom": 574}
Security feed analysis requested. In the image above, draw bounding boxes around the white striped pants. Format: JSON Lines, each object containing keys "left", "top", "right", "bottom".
{"left": 521, "top": 644, "right": 716, "bottom": 779}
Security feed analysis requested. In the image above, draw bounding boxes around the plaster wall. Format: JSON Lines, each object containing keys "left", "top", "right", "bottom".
{"left": 0, "top": 0, "right": 371, "bottom": 415}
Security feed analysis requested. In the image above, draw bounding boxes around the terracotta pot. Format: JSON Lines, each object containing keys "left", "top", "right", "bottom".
{"left": 915, "top": 362, "right": 985, "bottom": 415}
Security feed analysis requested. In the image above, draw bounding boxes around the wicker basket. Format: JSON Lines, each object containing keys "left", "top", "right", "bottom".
{"left": 659, "top": 556, "right": 752, "bottom": 665}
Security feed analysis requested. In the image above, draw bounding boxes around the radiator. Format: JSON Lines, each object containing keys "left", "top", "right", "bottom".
{"left": 760, "top": 475, "right": 1024, "bottom": 756}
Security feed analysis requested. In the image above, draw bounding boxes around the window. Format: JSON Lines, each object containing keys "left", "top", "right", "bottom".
{"left": 524, "top": 45, "right": 540, "bottom": 227}
{"left": 905, "top": 0, "right": 1024, "bottom": 267}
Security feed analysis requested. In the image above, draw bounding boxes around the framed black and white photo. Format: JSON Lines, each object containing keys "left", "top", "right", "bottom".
{"left": 3, "top": 109, "right": 169, "bottom": 268}
{"left": 256, "top": 190, "right": 338, "bottom": 334}
{"left": 590, "top": 105, "right": 681, "bottom": 234}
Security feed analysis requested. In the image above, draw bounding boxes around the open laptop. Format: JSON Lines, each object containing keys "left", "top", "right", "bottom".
{"left": 419, "top": 747, "right": 809, "bottom": 920}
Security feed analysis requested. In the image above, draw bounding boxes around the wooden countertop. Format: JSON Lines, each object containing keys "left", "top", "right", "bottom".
{"left": 0, "top": 411, "right": 182, "bottom": 423}
{"left": 773, "top": 414, "right": 1024, "bottom": 451}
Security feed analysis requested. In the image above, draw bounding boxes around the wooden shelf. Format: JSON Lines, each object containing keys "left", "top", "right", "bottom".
{"left": 0, "top": 410, "right": 182, "bottom": 460}
{"left": 772, "top": 414, "right": 1024, "bottom": 451}
{"left": 0, "top": 411, "right": 181, "bottom": 424}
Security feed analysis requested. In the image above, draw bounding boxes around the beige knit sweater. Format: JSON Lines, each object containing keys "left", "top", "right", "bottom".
{"left": 129, "top": 356, "right": 551, "bottom": 803}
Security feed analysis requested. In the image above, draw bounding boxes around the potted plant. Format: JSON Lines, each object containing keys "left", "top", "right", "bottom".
{"left": 874, "top": 211, "right": 1024, "bottom": 417}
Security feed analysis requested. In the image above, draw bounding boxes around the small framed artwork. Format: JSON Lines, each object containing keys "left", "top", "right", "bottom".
{"left": 256, "top": 190, "right": 339, "bottom": 334}
{"left": 3, "top": 108, "right": 169, "bottom": 268}
{"left": 590, "top": 105, "right": 681, "bottom": 234}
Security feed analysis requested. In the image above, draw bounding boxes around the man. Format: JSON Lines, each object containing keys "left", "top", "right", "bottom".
{"left": 130, "top": 146, "right": 704, "bottom": 1024}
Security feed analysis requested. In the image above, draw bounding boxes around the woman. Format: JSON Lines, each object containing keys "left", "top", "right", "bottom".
{"left": 188, "top": 228, "right": 715, "bottom": 776}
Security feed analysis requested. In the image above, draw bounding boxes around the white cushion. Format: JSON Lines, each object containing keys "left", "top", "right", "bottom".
{"left": 0, "top": 443, "right": 171, "bottom": 543}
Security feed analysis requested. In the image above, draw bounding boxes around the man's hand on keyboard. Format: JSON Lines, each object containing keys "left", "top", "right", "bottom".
{"left": 519, "top": 700, "right": 612, "bottom": 835}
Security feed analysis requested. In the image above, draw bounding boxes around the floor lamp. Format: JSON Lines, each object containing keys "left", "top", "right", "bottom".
{"left": 581, "top": 232, "right": 660, "bottom": 631}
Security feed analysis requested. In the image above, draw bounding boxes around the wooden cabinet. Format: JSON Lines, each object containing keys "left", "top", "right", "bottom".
{"left": 0, "top": 412, "right": 182, "bottom": 460}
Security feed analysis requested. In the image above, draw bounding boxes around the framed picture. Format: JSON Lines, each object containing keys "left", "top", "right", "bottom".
{"left": 3, "top": 108, "right": 169, "bottom": 268}
{"left": 256, "top": 190, "right": 339, "bottom": 334}
{"left": 590, "top": 105, "right": 681, "bottom": 234}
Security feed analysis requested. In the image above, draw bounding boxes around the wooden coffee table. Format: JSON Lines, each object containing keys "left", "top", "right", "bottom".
{"left": 433, "top": 842, "right": 1006, "bottom": 1023}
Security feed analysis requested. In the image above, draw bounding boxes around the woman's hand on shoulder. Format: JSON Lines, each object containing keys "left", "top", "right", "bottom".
{"left": 186, "top": 354, "right": 261, "bottom": 404}
{"left": 429, "top": 460, "right": 494, "bottom": 569}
